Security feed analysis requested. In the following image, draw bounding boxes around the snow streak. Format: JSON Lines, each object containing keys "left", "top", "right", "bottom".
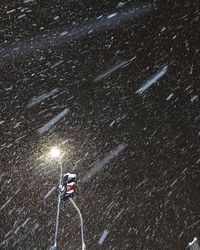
{"left": 98, "top": 230, "right": 109, "bottom": 245}
{"left": 82, "top": 144, "right": 127, "bottom": 182}
{"left": 0, "top": 197, "right": 13, "bottom": 211}
{"left": 94, "top": 61, "right": 129, "bottom": 81}
{"left": 37, "top": 108, "right": 70, "bottom": 134}
{"left": 44, "top": 186, "right": 57, "bottom": 200}
{"left": 166, "top": 93, "right": 174, "bottom": 101}
{"left": 136, "top": 66, "right": 168, "bottom": 94}
{"left": 28, "top": 88, "right": 59, "bottom": 108}
{"left": 1, "top": 4, "right": 152, "bottom": 61}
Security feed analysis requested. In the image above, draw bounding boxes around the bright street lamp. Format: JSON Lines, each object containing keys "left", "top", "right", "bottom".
{"left": 50, "top": 146, "right": 61, "bottom": 159}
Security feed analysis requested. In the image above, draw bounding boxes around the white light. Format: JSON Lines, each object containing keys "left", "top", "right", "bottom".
{"left": 50, "top": 147, "right": 61, "bottom": 158}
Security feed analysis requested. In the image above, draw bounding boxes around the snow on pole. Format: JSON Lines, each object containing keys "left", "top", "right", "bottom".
{"left": 28, "top": 88, "right": 59, "bottom": 108}
{"left": 98, "top": 230, "right": 109, "bottom": 245}
{"left": 136, "top": 66, "right": 168, "bottom": 94}
{"left": 38, "top": 108, "right": 70, "bottom": 134}
{"left": 82, "top": 144, "right": 127, "bottom": 182}
{"left": 94, "top": 61, "right": 129, "bottom": 82}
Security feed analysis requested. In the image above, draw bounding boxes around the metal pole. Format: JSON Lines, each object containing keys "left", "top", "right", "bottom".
{"left": 69, "top": 198, "right": 86, "bottom": 250}
{"left": 51, "top": 161, "right": 63, "bottom": 250}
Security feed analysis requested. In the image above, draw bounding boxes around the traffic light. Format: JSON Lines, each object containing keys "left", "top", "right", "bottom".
{"left": 187, "top": 238, "right": 200, "bottom": 250}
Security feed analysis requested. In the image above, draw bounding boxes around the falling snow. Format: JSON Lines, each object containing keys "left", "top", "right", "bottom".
{"left": 1, "top": 0, "right": 200, "bottom": 249}
{"left": 94, "top": 61, "right": 129, "bottom": 82}
{"left": 136, "top": 66, "right": 168, "bottom": 94}
{"left": 28, "top": 88, "right": 59, "bottom": 108}
{"left": 37, "top": 108, "right": 70, "bottom": 134}
{"left": 82, "top": 144, "right": 127, "bottom": 182}
{"left": 98, "top": 229, "right": 109, "bottom": 245}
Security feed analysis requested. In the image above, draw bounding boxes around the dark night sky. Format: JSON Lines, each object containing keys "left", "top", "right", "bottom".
{"left": 0, "top": 0, "right": 200, "bottom": 249}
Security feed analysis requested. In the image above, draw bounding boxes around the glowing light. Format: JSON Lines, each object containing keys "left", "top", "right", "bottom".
{"left": 50, "top": 147, "right": 61, "bottom": 158}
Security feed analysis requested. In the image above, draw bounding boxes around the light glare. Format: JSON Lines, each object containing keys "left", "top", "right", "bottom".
{"left": 50, "top": 147, "right": 61, "bottom": 158}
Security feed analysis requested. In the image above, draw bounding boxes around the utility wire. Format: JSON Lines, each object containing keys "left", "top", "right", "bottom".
{"left": 69, "top": 198, "right": 86, "bottom": 250}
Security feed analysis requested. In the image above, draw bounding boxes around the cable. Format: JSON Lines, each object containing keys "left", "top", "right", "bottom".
{"left": 69, "top": 198, "right": 86, "bottom": 250}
